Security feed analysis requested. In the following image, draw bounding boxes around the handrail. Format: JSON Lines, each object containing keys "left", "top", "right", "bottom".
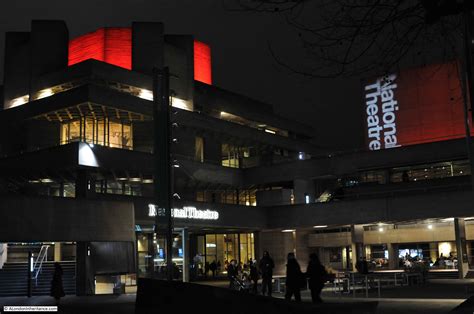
{"left": 32, "top": 245, "right": 49, "bottom": 285}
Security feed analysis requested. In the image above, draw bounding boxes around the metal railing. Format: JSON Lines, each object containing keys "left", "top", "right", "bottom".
{"left": 32, "top": 245, "right": 49, "bottom": 285}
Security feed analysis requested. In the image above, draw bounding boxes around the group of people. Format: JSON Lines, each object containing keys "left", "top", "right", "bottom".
{"left": 227, "top": 251, "right": 328, "bottom": 304}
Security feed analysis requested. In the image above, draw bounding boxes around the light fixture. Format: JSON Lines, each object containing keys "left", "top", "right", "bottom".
{"left": 138, "top": 89, "right": 153, "bottom": 101}
{"left": 428, "top": 224, "right": 433, "bottom": 230}
{"left": 142, "top": 179, "right": 153, "bottom": 184}
{"left": 172, "top": 138, "right": 179, "bottom": 144}
{"left": 378, "top": 227, "right": 384, "bottom": 232}
{"left": 313, "top": 225, "right": 328, "bottom": 229}
{"left": 264, "top": 129, "right": 276, "bottom": 134}
{"left": 171, "top": 97, "right": 191, "bottom": 111}
{"left": 282, "top": 229, "right": 295, "bottom": 233}
{"left": 129, "top": 177, "right": 141, "bottom": 182}
{"left": 36, "top": 88, "right": 54, "bottom": 100}
{"left": 9, "top": 95, "right": 29, "bottom": 108}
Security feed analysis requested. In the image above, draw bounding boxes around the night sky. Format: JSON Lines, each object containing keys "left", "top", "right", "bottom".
{"left": 0, "top": 0, "right": 363, "bottom": 151}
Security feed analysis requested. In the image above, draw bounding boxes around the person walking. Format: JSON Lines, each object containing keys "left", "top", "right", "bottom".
{"left": 259, "top": 251, "right": 275, "bottom": 297}
{"left": 306, "top": 253, "right": 327, "bottom": 303}
{"left": 249, "top": 259, "right": 259, "bottom": 294}
{"left": 50, "top": 262, "right": 65, "bottom": 305}
{"left": 227, "top": 259, "right": 238, "bottom": 289}
{"left": 210, "top": 260, "right": 217, "bottom": 278}
{"left": 285, "top": 252, "right": 302, "bottom": 302}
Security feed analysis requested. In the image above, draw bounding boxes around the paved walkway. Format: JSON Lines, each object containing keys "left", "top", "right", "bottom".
{"left": 198, "top": 279, "right": 470, "bottom": 313}
{"left": 0, "top": 279, "right": 472, "bottom": 314}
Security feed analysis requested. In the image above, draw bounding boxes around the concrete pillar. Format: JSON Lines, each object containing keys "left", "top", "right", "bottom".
{"left": 455, "top": 218, "right": 469, "bottom": 278}
{"left": 387, "top": 243, "right": 398, "bottom": 269}
{"left": 295, "top": 230, "right": 310, "bottom": 270}
{"left": 75, "top": 170, "right": 88, "bottom": 198}
{"left": 54, "top": 243, "right": 62, "bottom": 262}
{"left": 254, "top": 231, "right": 261, "bottom": 261}
{"left": 293, "top": 179, "right": 315, "bottom": 204}
{"left": 0, "top": 243, "right": 7, "bottom": 269}
{"left": 76, "top": 242, "right": 95, "bottom": 296}
{"left": 182, "top": 228, "right": 190, "bottom": 282}
{"left": 147, "top": 233, "right": 155, "bottom": 276}
{"left": 429, "top": 242, "right": 438, "bottom": 263}
{"left": 351, "top": 225, "right": 364, "bottom": 271}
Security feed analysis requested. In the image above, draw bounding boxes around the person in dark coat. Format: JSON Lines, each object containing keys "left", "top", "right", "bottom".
{"left": 259, "top": 251, "right": 275, "bottom": 296}
{"left": 355, "top": 257, "right": 369, "bottom": 274}
{"left": 285, "top": 252, "right": 302, "bottom": 302}
{"left": 227, "top": 259, "right": 238, "bottom": 289}
{"left": 209, "top": 260, "right": 217, "bottom": 278}
{"left": 249, "top": 260, "right": 259, "bottom": 294}
{"left": 306, "top": 253, "right": 327, "bottom": 303}
{"left": 50, "top": 262, "right": 65, "bottom": 305}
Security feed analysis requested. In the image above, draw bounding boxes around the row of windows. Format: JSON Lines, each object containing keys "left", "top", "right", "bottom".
{"left": 60, "top": 118, "right": 133, "bottom": 150}
{"left": 357, "top": 160, "right": 470, "bottom": 185}
{"left": 196, "top": 189, "right": 257, "bottom": 206}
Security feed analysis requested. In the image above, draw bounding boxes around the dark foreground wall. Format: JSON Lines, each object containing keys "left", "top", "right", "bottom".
{"left": 136, "top": 279, "right": 378, "bottom": 314}
{"left": 0, "top": 196, "right": 135, "bottom": 242}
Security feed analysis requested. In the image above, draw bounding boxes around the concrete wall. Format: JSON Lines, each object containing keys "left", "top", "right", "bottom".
{"left": 30, "top": 20, "right": 68, "bottom": 93}
{"left": 244, "top": 139, "right": 469, "bottom": 185}
{"left": 256, "top": 189, "right": 292, "bottom": 206}
{"left": 364, "top": 225, "right": 455, "bottom": 244}
{"left": 165, "top": 35, "right": 194, "bottom": 106}
{"left": 3, "top": 32, "right": 30, "bottom": 109}
{"left": 258, "top": 231, "right": 295, "bottom": 276}
{"left": 134, "top": 199, "right": 266, "bottom": 230}
{"left": 293, "top": 179, "right": 315, "bottom": 204}
{"left": 0, "top": 196, "right": 135, "bottom": 242}
{"left": 267, "top": 189, "right": 474, "bottom": 229}
{"left": 308, "top": 232, "right": 352, "bottom": 247}
{"left": 132, "top": 22, "right": 164, "bottom": 75}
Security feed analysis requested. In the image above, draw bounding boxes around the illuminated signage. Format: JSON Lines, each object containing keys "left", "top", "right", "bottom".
{"left": 365, "top": 74, "right": 399, "bottom": 150}
{"left": 363, "top": 62, "right": 470, "bottom": 151}
{"left": 148, "top": 204, "right": 219, "bottom": 220}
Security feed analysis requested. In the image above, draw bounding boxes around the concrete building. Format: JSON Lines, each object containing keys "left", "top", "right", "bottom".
{"left": 0, "top": 20, "right": 472, "bottom": 296}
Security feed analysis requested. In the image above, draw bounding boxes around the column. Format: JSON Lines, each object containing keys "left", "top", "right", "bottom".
{"left": 351, "top": 225, "right": 364, "bottom": 271}
{"left": 182, "top": 228, "right": 190, "bottom": 282}
{"left": 387, "top": 243, "right": 398, "bottom": 269}
{"left": 295, "top": 230, "right": 311, "bottom": 269}
{"left": 76, "top": 242, "right": 95, "bottom": 296}
{"left": 147, "top": 233, "right": 155, "bottom": 277}
{"left": 293, "top": 179, "right": 315, "bottom": 204}
{"left": 75, "top": 169, "right": 89, "bottom": 198}
{"left": 54, "top": 243, "right": 62, "bottom": 262}
{"left": 455, "top": 218, "right": 469, "bottom": 278}
{"left": 254, "top": 231, "right": 261, "bottom": 262}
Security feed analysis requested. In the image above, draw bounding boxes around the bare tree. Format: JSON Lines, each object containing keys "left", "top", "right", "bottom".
{"left": 226, "top": 0, "right": 473, "bottom": 78}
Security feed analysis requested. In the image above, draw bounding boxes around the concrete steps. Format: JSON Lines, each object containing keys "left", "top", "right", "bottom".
{"left": 427, "top": 270, "right": 459, "bottom": 280}
{"left": 0, "top": 261, "right": 76, "bottom": 297}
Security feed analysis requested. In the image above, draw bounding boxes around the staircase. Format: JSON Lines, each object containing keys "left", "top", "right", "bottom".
{"left": 427, "top": 269, "right": 459, "bottom": 279}
{"left": 0, "top": 261, "right": 76, "bottom": 297}
{"left": 464, "top": 270, "right": 474, "bottom": 279}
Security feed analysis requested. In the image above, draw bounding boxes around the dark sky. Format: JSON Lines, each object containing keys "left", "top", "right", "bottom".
{"left": 0, "top": 0, "right": 363, "bottom": 151}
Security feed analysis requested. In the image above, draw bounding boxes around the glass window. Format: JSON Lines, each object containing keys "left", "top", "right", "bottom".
{"left": 60, "top": 119, "right": 132, "bottom": 150}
